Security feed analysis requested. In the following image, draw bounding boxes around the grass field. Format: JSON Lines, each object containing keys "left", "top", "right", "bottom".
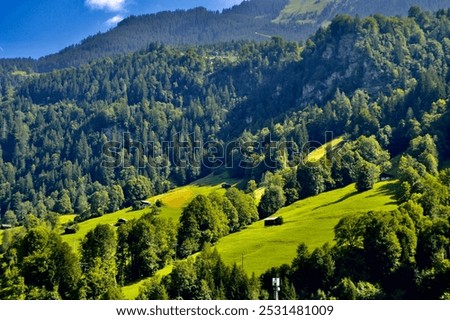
{"left": 2, "top": 163, "right": 398, "bottom": 299}
{"left": 214, "top": 181, "right": 398, "bottom": 276}
{"left": 305, "top": 136, "right": 345, "bottom": 163}
{"left": 61, "top": 172, "right": 241, "bottom": 251}
{"left": 122, "top": 180, "right": 399, "bottom": 299}
{"left": 121, "top": 264, "right": 173, "bottom": 299}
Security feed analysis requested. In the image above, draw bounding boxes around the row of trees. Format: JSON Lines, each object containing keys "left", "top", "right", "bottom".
{"left": 139, "top": 247, "right": 262, "bottom": 300}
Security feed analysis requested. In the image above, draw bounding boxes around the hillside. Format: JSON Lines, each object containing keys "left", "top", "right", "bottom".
{"left": 275, "top": 0, "right": 450, "bottom": 24}
{"left": 2, "top": 8, "right": 450, "bottom": 300}
{"left": 2, "top": 10, "right": 450, "bottom": 227}
{"left": 2, "top": 0, "right": 450, "bottom": 71}
{"left": 215, "top": 181, "right": 398, "bottom": 275}
{"left": 120, "top": 180, "right": 397, "bottom": 299}
{"left": 60, "top": 173, "right": 241, "bottom": 251}
{"left": 24, "top": 0, "right": 297, "bottom": 71}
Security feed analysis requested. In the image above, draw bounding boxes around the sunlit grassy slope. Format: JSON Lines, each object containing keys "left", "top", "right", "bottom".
{"left": 122, "top": 180, "right": 398, "bottom": 299}
{"left": 214, "top": 181, "right": 398, "bottom": 276}
{"left": 274, "top": 0, "right": 333, "bottom": 24}
{"left": 61, "top": 172, "right": 241, "bottom": 251}
{"left": 121, "top": 264, "right": 173, "bottom": 299}
{"left": 305, "top": 136, "right": 345, "bottom": 162}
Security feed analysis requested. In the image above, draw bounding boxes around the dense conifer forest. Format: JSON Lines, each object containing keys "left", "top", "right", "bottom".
{"left": 2, "top": 3, "right": 450, "bottom": 299}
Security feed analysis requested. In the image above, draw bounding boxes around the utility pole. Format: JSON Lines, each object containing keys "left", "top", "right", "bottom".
{"left": 272, "top": 277, "right": 280, "bottom": 300}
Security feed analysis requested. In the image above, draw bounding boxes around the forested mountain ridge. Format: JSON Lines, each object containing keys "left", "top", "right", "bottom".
{"left": 1, "top": 8, "right": 450, "bottom": 224}
{"left": 2, "top": 0, "right": 450, "bottom": 72}
{"left": 2, "top": 7, "right": 450, "bottom": 300}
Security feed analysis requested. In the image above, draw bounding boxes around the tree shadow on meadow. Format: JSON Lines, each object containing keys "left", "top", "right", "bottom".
{"left": 313, "top": 181, "right": 399, "bottom": 211}
{"left": 312, "top": 190, "right": 360, "bottom": 210}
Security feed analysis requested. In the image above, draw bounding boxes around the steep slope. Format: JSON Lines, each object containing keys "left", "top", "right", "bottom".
{"left": 60, "top": 173, "right": 241, "bottom": 251}
{"left": 34, "top": 0, "right": 296, "bottom": 71}
{"left": 215, "top": 181, "right": 398, "bottom": 275}
{"left": 3, "top": 10, "right": 450, "bottom": 222}
{"left": 275, "top": 0, "right": 450, "bottom": 24}
{"left": 4, "top": 0, "right": 450, "bottom": 72}
{"left": 120, "top": 180, "right": 398, "bottom": 299}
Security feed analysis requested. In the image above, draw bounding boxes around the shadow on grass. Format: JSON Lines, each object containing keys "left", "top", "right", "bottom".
{"left": 312, "top": 181, "right": 400, "bottom": 210}
{"left": 313, "top": 190, "right": 360, "bottom": 210}
{"left": 365, "top": 181, "right": 399, "bottom": 202}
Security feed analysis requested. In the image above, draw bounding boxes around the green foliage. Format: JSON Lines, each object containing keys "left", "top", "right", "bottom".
{"left": 297, "top": 163, "right": 326, "bottom": 198}
{"left": 89, "top": 190, "right": 110, "bottom": 216}
{"left": 3, "top": 4, "right": 450, "bottom": 301}
{"left": 137, "top": 278, "right": 169, "bottom": 300}
{"left": 54, "top": 190, "right": 73, "bottom": 214}
{"left": 108, "top": 185, "right": 125, "bottom": 213}
{"left": 225, "top": 188, "right": 259, "bottom": 228}
{"left": 258, "top": 185, "right": 286, "bottom": 219}
{"left": 79, "top": 225, "right": 122, "bottom": 299}
{"left": 334, "top": 214, "right": 366, "bottom": 248}
{"left": 117, "top": 215, "right": 176, "bottom": 284}
{"left": 363, "top": 215, "right": 402, "bottom": 278}
{"left": 3, "top": 9, "right": 450, "bottom": 231}
{"left": 209, "top": 192, "right": 239, "bottom": 233}
{"left": 1, "top": 226, "right": 83, "bottom": 299}
{"left": 245, "top": 180, "right": 258, "bottom": 194}
{"left": 123, "top": 176, "right": 153, "bottom": 206}
{"left": 162, "top": 247, "right": 259, "bottom": 300}
{"left": 4, "top": 211, "right": 17, "bottom": 227}
{"left": 0, "top": 250, "right": 26, "bottom": 299}
{"left": 81, "top": 224, "right": 116, "bottom": 267}
{"left": 407, "top": 134, "right": 439, "bottom": 175}
{"left": 355, "top": 160, "right": 381, "bottom": 192}
{"left": 177, "top": 195, "right": 229, "bottom": 258}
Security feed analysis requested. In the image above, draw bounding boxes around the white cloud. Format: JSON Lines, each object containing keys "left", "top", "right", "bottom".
{"left": 85, "top": 0, "right": 126, "bottom": 12}
{"left": 105, "top": 15, "right": 124, "bottom": 26}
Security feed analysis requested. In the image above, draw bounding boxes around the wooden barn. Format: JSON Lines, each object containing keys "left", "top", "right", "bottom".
{"left": 264, "top": 216, "right": 283, "bottom": 227}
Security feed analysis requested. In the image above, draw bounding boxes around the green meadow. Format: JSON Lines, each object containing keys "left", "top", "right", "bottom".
{"left": 122, "top": 180, "right": 398, "bottom": 299}
{"left": 214, "top": 181, "right": 398, "bottom": 276}
{"left": 274, "top": 0, "right": 333, "bottom": 24}
{"left": 305, "top": 136, "right": 345, "bottom": 162}
{"left": 121, "top": 264, "right": 173, "bottom": 299}
{"left": 61, "top": 172, "right": 240, "bottom": 251}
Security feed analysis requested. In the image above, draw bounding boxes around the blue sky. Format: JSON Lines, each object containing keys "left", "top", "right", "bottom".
{"left": 0, "top": 0, "right": 243, "bottom": 59}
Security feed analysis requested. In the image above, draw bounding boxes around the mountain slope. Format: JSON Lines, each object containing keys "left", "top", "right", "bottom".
{"left": 5, "top": 0, "right": 450, "bottom": 72}
{"left": 215, "top": 181, "right": 398, "bottom": 275}
{"left": 35, "top": 0, "right": 296, "bottom": 71}
{"left": 275, "top": 0, "right": 450, "bottom": 24}
{"left": 2, "top": 9, "right": 450, "bottom": 221}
